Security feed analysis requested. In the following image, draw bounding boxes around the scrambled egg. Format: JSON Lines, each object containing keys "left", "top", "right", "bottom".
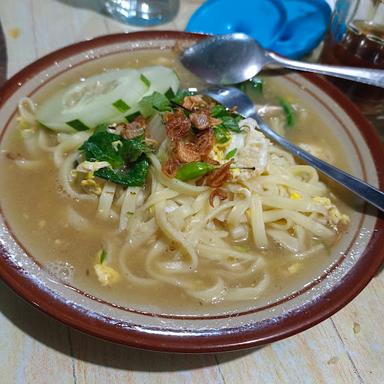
{"left": 290, "top": 191, "right": 301, "bottom": 200}
{"left": 81, "top": 175, "right": 102, "bottom": 195}
{"left": 94, "top": 264, "right": 120, "bottom": 286}
{"left": 75, "top": 160, "right": 111, "bottom": 173}
{"left": 210, "top": 118, "right": 269, "bottom": 181}
{"left": 72, "top": 161, "right": 111, "bottom": 195}
{"left": 313, "top": 196, "right": 350, "bottom": 226}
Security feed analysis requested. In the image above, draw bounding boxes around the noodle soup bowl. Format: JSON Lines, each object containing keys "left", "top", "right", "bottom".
{"left": 0, "top": 31, "right": 383, "bottom": 352}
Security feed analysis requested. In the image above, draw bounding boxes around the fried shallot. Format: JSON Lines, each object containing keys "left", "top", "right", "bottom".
{"left": 197, "top": 161, "right": 232, "bottom": 188}
{"left": 162, "top": 158, "right": 180, "bottom": 178}
{"left": 163, "top": 109, "right": 191, "bottom": 140}
{"left": 182, "top": 95, "right": 208, "bottom": 111}
{"left": 209, "top": 188, "right": 228, "bottom": 207}
{"left": 173, "top": 141, "right": 201, "bottom": 163}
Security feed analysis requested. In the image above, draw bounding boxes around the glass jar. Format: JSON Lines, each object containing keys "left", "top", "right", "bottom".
{"left": 320, "top": 0, "right": 384, "bottom": 118}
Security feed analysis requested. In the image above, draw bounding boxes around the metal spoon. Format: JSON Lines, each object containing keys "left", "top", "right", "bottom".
{"left": 181, "top": 33, "right": 384, "bottom": 87}
{"left": 201, "top": 86, "right": 384, "bottom": 212}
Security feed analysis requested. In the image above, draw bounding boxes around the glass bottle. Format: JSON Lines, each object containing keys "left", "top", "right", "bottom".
{"left": 104, "top": 0, "right": 179, "bottom": 26}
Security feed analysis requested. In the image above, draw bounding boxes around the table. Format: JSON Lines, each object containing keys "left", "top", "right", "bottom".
{"left": 0, "top": 1, "right": 383, "bottom": 383}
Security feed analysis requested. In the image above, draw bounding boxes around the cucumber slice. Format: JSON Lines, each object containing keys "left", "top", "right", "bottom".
{"left": 36, "top": 66, "right": 180, "bottom": 132}
{"left": 140, "top": 66, "right": 180, "bottom": 97}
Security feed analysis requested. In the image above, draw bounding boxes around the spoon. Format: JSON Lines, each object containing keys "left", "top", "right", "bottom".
{"left": 200, "top": 86, "right": 384, "bottom": 213}
{"left": 181, "top": 33, "right": 384, "bottom": 87}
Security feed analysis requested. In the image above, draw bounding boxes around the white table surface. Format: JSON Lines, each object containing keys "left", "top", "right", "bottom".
{"left": 0, "top": 1, "right": 383, "bottom": 383}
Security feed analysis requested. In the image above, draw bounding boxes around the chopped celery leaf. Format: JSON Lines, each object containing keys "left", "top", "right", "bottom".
{"left": 140, "top": 74, "right": 151, "bottom": 88}
{"left": 139, "top": 91, "right": 171, "bottom": 117}
{"left": 279, "top": 98, "right": 295, "bottom": 128}
{"left": 214, "top": 126, "right": 231, "bottom": 144}
{"left": 66, "top": 119, "right": 90, "bottom": 131}
{"left": 225, "top": 148, "right": 237, "bottom": 160}
{"left": 112, "top": 99, "right": 131, "bottom": 113}
{"left": 170, "top": 89, "right": 195, "bottom": 105}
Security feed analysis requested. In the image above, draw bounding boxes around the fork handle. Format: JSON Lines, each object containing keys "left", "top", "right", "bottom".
{"left": 249, "top": 112, "right": 384, "bottom": 212}
{"left": 268, "top": 51, "right": 384, "bottom": 88}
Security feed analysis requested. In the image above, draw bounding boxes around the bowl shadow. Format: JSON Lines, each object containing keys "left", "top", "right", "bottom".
{"left": 0, "top": 280, "right": 255, "bottom": 372}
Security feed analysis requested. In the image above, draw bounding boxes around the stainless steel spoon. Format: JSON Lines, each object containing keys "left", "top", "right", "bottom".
{"left": 201, "top": 86, "right": 384, "bottom": 212}
{"left": 181, "top": 33, "right": 384, "bottom": 87}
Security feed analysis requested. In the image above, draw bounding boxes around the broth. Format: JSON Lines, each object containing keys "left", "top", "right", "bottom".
{"left": 0, "top": 50, "right": 354, "bottom": 313}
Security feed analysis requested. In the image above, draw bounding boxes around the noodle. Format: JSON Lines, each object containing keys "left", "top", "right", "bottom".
{"left": 8, "top": 91, "right": 348, "bottom": 305}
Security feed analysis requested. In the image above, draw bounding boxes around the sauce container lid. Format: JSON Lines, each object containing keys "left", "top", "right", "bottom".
{"left": 186, "top": 0, "right": 331, "bottom": 58}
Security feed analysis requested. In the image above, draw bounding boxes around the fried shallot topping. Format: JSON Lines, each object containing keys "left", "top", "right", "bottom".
{"left": 163, "top": 109, "right": 191, "bottom": 140}
{"left": 173, "top": 141, "right": 201, "bottom": 163}
{"left": 193, "top": 128, "right": 215, "bottom": 158}
{"left": 204, "top": 157, "right": 221, "bottom": 166}
{"left": 189, "top": 110, "right": 210, "bottom": 130}
{"left": 116, "top": 116, "right": 146, "bottom": 140}
{"left": 197, "top": 161, "right": 232, "bottom": 188}
{"left": 162, "top": 158, "right": 180, "bottom": 178}
{"left": 209, "top": 188, "right": 228, "bottom": 207}
{"left": 182, "top": 95, "right": 208, "bottom": 111}
{"left": 209, "top": 116, "right": 222, "bottom": 127}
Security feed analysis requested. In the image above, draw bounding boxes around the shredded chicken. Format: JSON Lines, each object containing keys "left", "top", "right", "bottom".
{"left": 163, "top": 109, "right": 191, "bottom": 140}
{"left": 209, "top": 188, "right": 228, "bottom": 207}
{"left": 197, "top": 161, "right": 232, "bottom": 188}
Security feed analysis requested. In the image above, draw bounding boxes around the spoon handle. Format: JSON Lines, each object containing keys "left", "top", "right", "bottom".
{"left": 268, "top": 51, "right": 384, "bottom": 88}
{"left": 249, "top": 111, "right": 384, "bottom": 212}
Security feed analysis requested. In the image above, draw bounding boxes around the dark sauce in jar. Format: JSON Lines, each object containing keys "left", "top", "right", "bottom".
{"left": 321, "top": 20, "right": 384, "bottom": 115}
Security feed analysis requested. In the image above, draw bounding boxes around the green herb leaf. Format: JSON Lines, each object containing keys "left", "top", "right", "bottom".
{"left": 66, "top": 119, "right": 90, "bottom": 131}
{"left": 213, "top": 126, "right": 231, "bottom": 144}
{"left": 209, "top": 104, "right": 242, "bottom": 132}
{"left": 238, "top": 77, "right": 264, "bottom": 95}
{"left": 175, "top": 162, "right": 215, "bottom": 181}
{"left": 125, "top": 111, "right": 141, "bottom": 123}
{"left": 224, "top": 148, "right": 237, "bottom": 160}
{"left": 94, "top": 123, "right": 109, "bottom": 134}
{"left": 165, "top": 87, "right": 175, "bottom": 100}
{"left": 99, "top": 249, "right": 107, "bottom": 264}
{"left": 140, "top": 73, "right": 151, "bottom": 88}
{"left": 80, "top": 132, "right": 150, "bottom": 186}
{"left": 170, "top": 89, "right": 195, "bottom": 105}
{"left": 249, "top": 77, "right": 264, "bottom": 93}
{"left": 279, "top": 98, "right": 295, "bottom": 128}
{"left": 95, "top": 155, "right": 150, "bottom": 187}
{"left": 112, "top": 99, "right": 131, "bottom": 113}
{"left": 80, "top": 132, "right": 124, "bottom": 167}
{"left": 139, "top": 91, "right": 171, "bottom": 117}
{"left": 220, "top": 115, "right": 242, "bottom": 132}
{"left": 211, "top": 105, "right": 227, "bottom": 117}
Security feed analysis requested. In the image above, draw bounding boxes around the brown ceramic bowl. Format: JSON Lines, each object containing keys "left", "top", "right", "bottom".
{"left": 0, "top": 31, "right": 383, "bottom": 353}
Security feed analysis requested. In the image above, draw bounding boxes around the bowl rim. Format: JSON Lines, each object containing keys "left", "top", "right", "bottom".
{"left": 0, "top": 30, "right": 383, "bottom": 353}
